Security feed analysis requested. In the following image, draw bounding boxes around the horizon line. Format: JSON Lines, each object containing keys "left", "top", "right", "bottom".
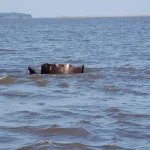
{"left": 1, "top": 12, "right": 150, "bottom": 18}
{"left": 34, "top": 15, "right": 150, "bottom": 18}
{"left": 55, "top": 15, "right": 150, "bottom": 18}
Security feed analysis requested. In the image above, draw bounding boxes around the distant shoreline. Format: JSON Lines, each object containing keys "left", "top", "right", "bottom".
{"left": 55, "top": 15, "right": 150, "bottom": 18}
{"left": 1, "top": 13, "right": 150, "bottom": 19}
{"left": 0, "top": 12, "right": 32, "bottom": 18}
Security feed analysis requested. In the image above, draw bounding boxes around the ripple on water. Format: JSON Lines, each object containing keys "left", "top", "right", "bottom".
{"left": 115, "top": 66, "right": 136, "bottom": 72}
{"left": 145, "top": 70, "right": 150, "bottom": 75}
{"left": 17, "top": 141, "right": 132, "bottom": 150}
{"left": 46, "top": 38, "right": 61, "bottom": 41}
{"left": 87, "top": 73, "right": 104, "bottom": 79}
{"left": 105, "top": 107, "right": 121, "bottom": 114}
{"left": 17, "top": 141, "right": 93, "bottom": 150}
{"left": 58, "top": 82, "right": 70, "bottom": 88}
{"left": 36, "top": 80, "right": 48, "bottom": 87}
{"left": 2, "top": 126, "right": 94, "bottom": 140}
{"left": 37, "top": 127, "right": 92, "bottom": 137}
{"left": 77, "top": 120, "right": 90, "bottom": 124}
{"left": 85, "top": 68, "right": 100, "bottom": 73}
{"left": 104, "top": 86, "right": 120, "bottom": 93}
{"left": 2, "top": 92, "right": 30, "bottom": 98}
{"left": 113, "top": 112, "right": 150, "bottom": 119}
{"left": 79, "top": 73, "right": 104, "bottom": 83}
{"left": 6, "top": 110, "right": 41, "bottom": 118}
{"left": 0, "top": 76, "right": 15, "bottom": 84}
{"left": 101, "top": 145, "right": 131, "bottom": 150}
{"left": 122, "top": 88, "right": 149, "bottom": 96}
{"left": 0, "top": 17, "right": 150, "bottom": 150}
{"left": 113, "top": 120, "right": 146, "bottom": 128}
{"left": 81, "top": 39, "right": 90, "bottom": 42}
{"left": 0, "top": 48, "right": 16, "bottom": 54}
{"left": 103, "top": 85, "right": 149, "bottom": 96}
{"left": 117, "top": 128, "right": 150, "bottom": 139}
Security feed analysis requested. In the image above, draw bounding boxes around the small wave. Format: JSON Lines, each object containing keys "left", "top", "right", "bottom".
{"left": 104, "top": 86, "right": 120, "bottom": 93}
{"left": 85, "top": 68, "right": 100, "bottom": 73}
{"left": 81, "top": 39, "right": 90, "bottom": 42}
{"left": 80, "top": 73, "right": 104, "bottom": 83}
{"left": 123, "top": 88, "right": 149, "bottom": 96}
{"left": 101, "top": 144, "right": 129, "bottom": 150}
{"left": 6, "top": 110, "right": 41, "bottom": 118}
{"left": 115, "top": 66, "right": 136, "bottom": 72}
{"left": 145, "top": 70, "right": 150, "bottom": 75}
{"left": 0, "top": 76, "right": 15, "bottom": 84}
{"left": 58, "top": 82, "right": 70, "bottom": 88}
{"left": 117, "top": 128, "right": 150, "bottom": 139}
{"left": 104, "top": 86, "right": 148, "bottom": 96}
{"left": 23, "top": 40, "right": 32, "bottom": 43}
{"left": 2, "top": 92, "right": 29, "bottom": 98}
{"left": 24, "top": 47, "right": 40, "bottom": 51}
{"left": 93, "top": 115, "right": 104, "bottom": 119}
{"left": 52, "top": 109, "right": 79, "bottom": 117}
{"left": 17, "top": 141, "right": 92, "bottom": 150}
{"left": 112, "top": 112, "right": 150, "bottom": 119}
{"left": 17, "top": 141, "right": 54, "bottom": 150}
{"left": 0, "top": 69, "right": 6, "bottom": 73}
{"left": 0, "top": 48, "right": 16, "bottom": 54}
{"left": 77, "top": 120, "right": 90, "bottom": 124}
{"left": 87, "top": 73, "right": 104, "bottom": 79}
{"left": 0, "top": 76, "right": 6, "bottom": 80}
{"left": 0, "top": 68, "right": 23, "bottom": 75}
{"left": 46, "top": 38, "right": 61, "bottom": 41}
{"left": 42, "top": 115, "right": 61, "bottom": 119}
{"left": 114, "top": 121, "right": 143, "bottom": 127}
{"left": 36, "top": 80, "right": 48, "bottom": 87}
{"left": 51, "top": 124, "right": 60, "bottom": 128}
{"left": 105, "top": 107, "right": 121, "bottom": 113}
{"left": 64, "top": 59, "right": 84, "bottom": 64}
{"left": 17, "top": 141, "right": 131, "bottom": 150}
{"left": 5, "top": 126, "right": 93, "bottom": 138}
{"left": 28, "top": 74, "right": 44, "bottom": 79}
{"left": 38, "top": 127, "right": 92, "bottom": 137}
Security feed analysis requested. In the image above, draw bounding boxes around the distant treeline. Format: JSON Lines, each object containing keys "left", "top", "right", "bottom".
{"left": 0, "top": 12, "right": 32, "bottom": 18}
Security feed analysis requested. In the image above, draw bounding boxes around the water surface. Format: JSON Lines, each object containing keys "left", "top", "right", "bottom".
{"left": 0, "top": 17, "right": 150, "bottom": 150}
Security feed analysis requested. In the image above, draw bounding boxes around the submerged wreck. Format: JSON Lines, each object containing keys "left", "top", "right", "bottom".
{"left": 27, "top": 63, "right": 84, "bottom": 74}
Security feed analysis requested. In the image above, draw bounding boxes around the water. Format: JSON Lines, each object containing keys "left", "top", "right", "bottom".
{"left": 0, "top": 17, "right": 150, "bottom": 150}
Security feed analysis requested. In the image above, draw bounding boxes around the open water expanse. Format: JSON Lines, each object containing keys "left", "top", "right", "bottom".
{"left": 0, "top": 17, "right": 150, "bottom": 150}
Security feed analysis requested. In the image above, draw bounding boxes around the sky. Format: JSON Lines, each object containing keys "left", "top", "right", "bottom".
{"left": 0, "top": 0, "right": 150, "bottom": 18}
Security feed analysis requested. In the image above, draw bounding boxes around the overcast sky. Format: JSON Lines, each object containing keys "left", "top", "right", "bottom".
{"left": 0, "top": 0, "right": 150, "bottom": 18}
